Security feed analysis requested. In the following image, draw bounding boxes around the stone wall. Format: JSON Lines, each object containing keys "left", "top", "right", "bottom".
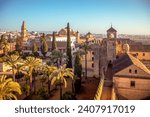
{"left": 114, "top": 76, "right": 150, "bottom": 99}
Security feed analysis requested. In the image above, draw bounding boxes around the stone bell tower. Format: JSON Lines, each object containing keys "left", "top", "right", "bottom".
{"left": 21, "top": 21, "right": 28, "bottom": 41}
{"left": 107, "top": 25, "right": 117, "bottom": 39}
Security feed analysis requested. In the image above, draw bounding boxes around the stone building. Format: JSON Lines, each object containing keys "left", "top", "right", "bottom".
{"left": 76, "top": 32, "right": 96, "bottom": 44}
{"left": 113, "top": 53, "right": 150, "bottom": 99}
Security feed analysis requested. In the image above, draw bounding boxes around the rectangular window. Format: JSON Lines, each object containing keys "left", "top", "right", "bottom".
{"left": 130, "top": 81, "right": 135, "bottom": 88}
{"left": 135, "top": 70, "right": 137, "bottom": 74}
{"left": 92, "top": 57, "right": 94, "bottom": 61}
{"left": 129, "top": 69, "right": 132, "bottom": 73}
{"left": 92, "top": 63, "right": 94, "bottom": 68}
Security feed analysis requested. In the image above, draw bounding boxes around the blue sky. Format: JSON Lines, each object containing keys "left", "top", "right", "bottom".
{"left": 0, "top": 0, "right": 150, "bottom": 34}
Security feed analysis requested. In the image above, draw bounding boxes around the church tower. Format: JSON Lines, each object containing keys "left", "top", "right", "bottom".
{"left": 76, "top": 31, "right": 80, "bottom": 43}
{"left": 107, "top": 25, "right": 117, "bottom": 39}
{"left": 21, "top": 21, "right": 28, "bottom": 41}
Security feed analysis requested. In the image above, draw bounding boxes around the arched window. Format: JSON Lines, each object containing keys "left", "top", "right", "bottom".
{"left": 92, "top": 63, "right": 94, "bottom": 68}
{"left": 135, "top": 70, "right": 137, "bottom": 74}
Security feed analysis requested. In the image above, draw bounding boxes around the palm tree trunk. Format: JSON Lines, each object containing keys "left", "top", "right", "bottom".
{"left": 85, "top": 53, "right": 87, "bottom": 79}
{"left": 60, "top": 83, "right": 62, "bottom": 100}
{"left": 48, "top": 79, "right": 51, "bottom": 96}
{"left": 33, "top": 77, "right": 36, "bottom": 94}
{"left": 72, "top": 80, "right": 75, "bottom": 94}
{"left": 30, "top": 75, "right": 33, "bottom": 94}
{"left": 57, "top": 59, "right": 59, "bottom": 67}
{"left": 60, "top": 58, "right": 62, "bottom": 66}
{"left": 12, "top": 68, "right": 15, "bottom": 81}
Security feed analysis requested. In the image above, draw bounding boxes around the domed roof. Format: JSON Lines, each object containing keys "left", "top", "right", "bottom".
{"left": 107, "top": 26, "right": 117, "bottom": 32}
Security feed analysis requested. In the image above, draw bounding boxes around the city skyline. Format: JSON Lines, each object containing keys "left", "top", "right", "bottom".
{"left": 0, "top": 0, "right": 150, "bottom": 35}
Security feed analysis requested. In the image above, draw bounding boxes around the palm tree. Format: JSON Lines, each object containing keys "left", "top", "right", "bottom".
{"left": 3, "top": 53, "right": 21, "bottom": 81}
{"left": 23, "top": 56, "right": 42, "bottom": 94}
{"left": 0, "top": 75, "right": 22, "bottom": 100}
{"left": 81, "top": 43, "right": 91, "bottom": 79}
{"left": 50, "top": 49, "right": 66, "bottom": 67}
{"left": 43, "top": 65, "right": 57, "bottom": 95}
{"left": 51, "top": 64, "right": 74, "bottom": 100}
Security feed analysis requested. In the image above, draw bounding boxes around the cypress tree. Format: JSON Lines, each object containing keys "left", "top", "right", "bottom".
{"left": 32, "top": 42, "right": 38, "bottom": 57}
{"left": 41, "top": 33, "right": 48, "bottom": 57}
{"left": 74, "top": 53, "right": 82, "bottom": 78}
{"left": 15, "top": 36, "right": 24, "bottom": 54}
{"left": 52, "top": 31, "right": 57, "bottom": 51}
{"left": 74, "top": 52, "right": 82, "bottom": 92}
{"left": 66, "top": 23, "right": 72, "bottom": 68}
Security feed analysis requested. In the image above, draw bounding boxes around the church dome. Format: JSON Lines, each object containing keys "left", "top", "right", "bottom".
{"left": 123, "top": 43, "right": 130, "bottom": 53}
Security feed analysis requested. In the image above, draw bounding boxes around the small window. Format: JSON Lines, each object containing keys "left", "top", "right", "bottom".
{"left": 92, "top": 63, "right": 94, "bottom": 68}
{"left": 143, "top": 53, "right": 145, "bottom": 56}
{"left": 92, "top": 57, "right": 94, "bottom": 61}
{"left": 135, "top": 70, "right": 137, "bottom": 74}
{"left": 129, "top": 69, "right": 132, "bottom": 73}
{"left": 130, "top": 81, "right": 135, "bottom": 88}
{"left": 92, "top": 52, "right": 94, "bottom": 55}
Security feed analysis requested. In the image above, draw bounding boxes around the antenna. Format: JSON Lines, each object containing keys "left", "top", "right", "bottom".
{"left": 111, "top": 22, "right": 112, "bottom": 27}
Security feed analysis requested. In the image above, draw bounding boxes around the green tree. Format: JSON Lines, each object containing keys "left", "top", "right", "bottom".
{"left": 74, "top": 52, "right": 82, "bottom": 92}
{"left": 74, "top": 52, "right": 82, "bottom": 78}
{"left": 39, "top": 75, "right": 47, "bottom": 87}
{"left": 62, "top": 91, "right": 76, "bottom": 100}
{"left": 3, "top": 53, "right": 22, "bottom": 81}
{"left": 51, "top": 64, "right": 74, "bottom": 100}
{"left": 32, "top": 42, "right": 39, "bottom": 57}
{"left": 66, "top": 23, "right": 72, "bottom": 68}
{"left": 81, "top": 43, "right": 91, "bottom": 79}
{"left": 43, "top": 65, "right": 57, "bottom": 95}
{"left": 50, "top": 49, "right": 65, "bottom": 67}
{"left": 41, "top": 33, "right": 48, "bottom": 57}
{"left": 23, "top": 56, "right": 42, "bottom": 94}
{"left": 52, "top": 31, "right": 57, "bottom": 51}
{"left": 0, "top": 35, "right": 9, "bottom": 55}
{"left": 0, "top": 75, "right": 22, "bottom": 100}
{"left": 15, "top": 36, "right": 24, "bottom": 54}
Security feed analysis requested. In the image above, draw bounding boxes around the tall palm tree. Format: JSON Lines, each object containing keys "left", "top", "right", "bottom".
{"left": 3, "top": 53, "right": 21, "bottom": 81}
{"left": 0, "top": 75, "right": 22, "bottom": 100}
{"left": 81, "top": 43, "right": 91, "bottom": 79}
{"left": 51, "top": 64, "right": 74, "bottom": 100}
{"left": 43, "top": 65, "right": 57, "bottom": 95}
{"left": 50, "top": 49, "right": 66, "bottom": 67}
{"left": 23, "top": 56, "right": 42, "bottom": 94}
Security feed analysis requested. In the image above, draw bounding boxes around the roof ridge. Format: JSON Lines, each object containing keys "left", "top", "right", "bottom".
{"left": 128, "top": 53, "right": 150, "bottom": 74}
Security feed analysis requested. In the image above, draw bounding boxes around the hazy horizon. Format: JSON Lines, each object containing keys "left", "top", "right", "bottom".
{"left": 0, "top": 0, "right": 150, "bottom": 35}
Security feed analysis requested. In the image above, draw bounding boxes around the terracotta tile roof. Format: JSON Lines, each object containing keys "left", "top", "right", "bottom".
{"left": 31, "top": 41, "right": 67, "bottom": 49}
{"left": 113, "top": 53, "right": 150, "bottom": 74}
